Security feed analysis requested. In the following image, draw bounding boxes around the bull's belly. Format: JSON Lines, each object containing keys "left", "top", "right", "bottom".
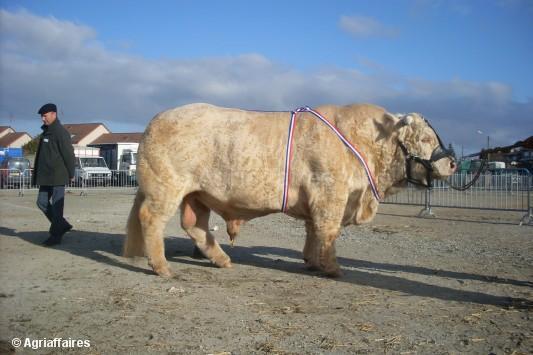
{"left": 193, "top": 190, "right": 281, "bottom": 221}
{"left": 190, "top": 165, "right": 284, "bottom": 219}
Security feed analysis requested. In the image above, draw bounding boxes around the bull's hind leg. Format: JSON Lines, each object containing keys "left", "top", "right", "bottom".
{"left": 181, "top": 196, "right": 232, "bottom": 268}
{"left": 139, "top": 194, "right": 180, "bottom": 277}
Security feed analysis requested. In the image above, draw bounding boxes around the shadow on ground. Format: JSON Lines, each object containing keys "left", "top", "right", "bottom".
{"left": 1, "top": 226, "right": 531, "bottom": 309}
{"left": 377, "top": 211, "right": 524, "bottom": 226}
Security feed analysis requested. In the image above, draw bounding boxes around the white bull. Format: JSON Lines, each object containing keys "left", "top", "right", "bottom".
{"left": 124, "top": 103, "right": 456, "bottom": 277}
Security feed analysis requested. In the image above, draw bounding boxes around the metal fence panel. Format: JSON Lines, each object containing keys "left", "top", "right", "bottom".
{"left": 431, "top": 173, "right": 530, "bottom": 212}
{"left": 0, "top": 169, "right": 138, "bottom": 195}
{"left": 381, "top": 184, "right": 426, "bottom": 206}
{"left": 382, "top": 172, "right": 531, "bottom": 213}
{"left": 0, "top": 168, "right": 31, "bottom": 190}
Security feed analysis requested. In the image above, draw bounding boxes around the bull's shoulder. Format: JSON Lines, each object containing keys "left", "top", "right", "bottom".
{"left": 342, "top": 103, "right": 387, "bottom": 117}
{"left": 315, "top": 103, "right": 388, "bottom": 125}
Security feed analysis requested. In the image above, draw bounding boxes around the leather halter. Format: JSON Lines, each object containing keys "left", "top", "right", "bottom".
{"left": 397, "top": 117, "right": 455, "bottom": 188}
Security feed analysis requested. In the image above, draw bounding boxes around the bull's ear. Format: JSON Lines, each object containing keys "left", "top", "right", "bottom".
{"left": 375, "top": 112, "right": 399, "bottom": 140}
{"left": 377, "top": 112, "right": 413, "bottom": 139}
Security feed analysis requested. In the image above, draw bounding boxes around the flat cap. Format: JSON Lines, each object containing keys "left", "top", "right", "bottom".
{"left": 38, "top": 103, "right": 57, "bottom": 115}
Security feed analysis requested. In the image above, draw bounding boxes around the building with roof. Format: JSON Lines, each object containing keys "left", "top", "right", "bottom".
{"left": 63, "top": 123, "right": 111, "bottom": 146}
{"left": 88, "top": 133, "right": 142, "bottom": 174}
{"left": 0, "top": 126, "right": 15, "bottom": 139}
{"left": 461, "top": 136, "right": 533, "bottom": 173}
{"left": 0, "top": 132, "right": 32, "bottom": 148}
{"left": 504, "top": 136, "right": 533, "bottom": 172}
{"left": 89, "top": 132, "right": 143, "bottom": 145}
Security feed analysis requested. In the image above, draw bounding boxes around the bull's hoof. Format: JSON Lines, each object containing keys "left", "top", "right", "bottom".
{"left": 303, "top": 258, "right": 321, "bottom": 271}
{"left": 205, "top": 249, "right": 231, "bottom": 268}
{"left": 212, "top": 253, "right": 232, "bottom": 268}
{"left": 155, "top": 267, "right": 174, "bottom": 278}
{"left": 323, "top": 266, "right": 343, "bottom": 278}
{"left": 149, "top": 262, "right": 173, "bottom": 278}
{"left": 306, "top": 264, "right": 321, "bottom": 271}
{"left": 219, "top": 260, "right": 233, "bottom": 268}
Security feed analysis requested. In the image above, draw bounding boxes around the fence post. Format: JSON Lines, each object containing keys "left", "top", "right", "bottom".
{"left": 520, "top": 175, "right": 532, "bottom": 226}
{"left": 18, "top": 171, "right": 27, "bottom": 197}
{"left": 418, "top": 187, "right": 435, "bottom": 218}
{"left": 80, "top": 178, "right": 87, "bottom": 196}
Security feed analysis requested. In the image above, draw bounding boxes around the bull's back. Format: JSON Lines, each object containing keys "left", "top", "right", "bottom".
{"left": 139, "top": 104, "right": 290, "bottom": 210}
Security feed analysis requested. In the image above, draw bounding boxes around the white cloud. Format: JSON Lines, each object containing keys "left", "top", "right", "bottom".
{"left": 0, "top": 9, "right": 98, "bottom": 60}
{"left": 0, "top": 9, "right": 530, "bottom": 153}
{"left": 339, "top": 15, "right": 399, "bottom": 39}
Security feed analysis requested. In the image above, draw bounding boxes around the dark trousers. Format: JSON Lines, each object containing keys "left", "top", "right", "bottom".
{"left": 36, "top": 185, "right": 70, "bottom": 236}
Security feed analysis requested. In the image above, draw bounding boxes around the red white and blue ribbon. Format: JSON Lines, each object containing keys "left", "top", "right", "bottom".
{"left": 281, "top": 106, "right": 381, "bottom": 213}
{"left": 281, "top": 110, "right": 298, "bottom": 212}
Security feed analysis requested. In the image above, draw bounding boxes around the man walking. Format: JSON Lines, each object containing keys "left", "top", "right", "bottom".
{"left": 33, "top": 103, "right": 76, "bottom": 246}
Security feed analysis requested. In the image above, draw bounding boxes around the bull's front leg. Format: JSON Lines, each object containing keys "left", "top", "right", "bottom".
{"left": 314, "top": 223, "right": 343, "bottom": 277}
{"left": 303, "top": 221, "right": 320, "bottom": 270}
{"left": 304, "top": 191, "right": 346, "bottom": 277}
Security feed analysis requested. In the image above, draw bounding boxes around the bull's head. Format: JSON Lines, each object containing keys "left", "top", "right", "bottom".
{"left": 393, "top": 113, "right": 456, "bottom": 187}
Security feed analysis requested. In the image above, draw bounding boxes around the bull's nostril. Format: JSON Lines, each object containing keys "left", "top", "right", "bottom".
{"left": 450, "top": 161, "right": 456, "bottom": 170}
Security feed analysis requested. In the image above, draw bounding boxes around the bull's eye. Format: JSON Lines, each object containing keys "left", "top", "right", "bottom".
{"left": 421, "top": 136, "right": 432, "bottom": 144}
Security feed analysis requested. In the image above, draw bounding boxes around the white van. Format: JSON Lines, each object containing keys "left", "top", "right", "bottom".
{"left": 73, "top": 147, "right": 112, "bottom": 187}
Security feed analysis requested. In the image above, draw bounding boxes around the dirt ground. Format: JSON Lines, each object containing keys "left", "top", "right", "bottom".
{"left": 0, "top": 189, "right": 531, "bottom": 354}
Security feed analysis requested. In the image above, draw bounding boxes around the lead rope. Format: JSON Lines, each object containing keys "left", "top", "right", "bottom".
{"left": 281, "top": 107, "right": 381, "bottom": 213}
{"left": 446, "top": 159, "right": 487, "bottom": 191}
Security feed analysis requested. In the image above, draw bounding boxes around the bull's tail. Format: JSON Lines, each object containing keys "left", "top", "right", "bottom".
{"left": 124, "top": 189, "right": 146, "bottom": 257}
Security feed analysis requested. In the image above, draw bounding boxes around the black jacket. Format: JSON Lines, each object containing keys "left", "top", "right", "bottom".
{"left": 33, "top": 119, "right": 75, "bottom": 186}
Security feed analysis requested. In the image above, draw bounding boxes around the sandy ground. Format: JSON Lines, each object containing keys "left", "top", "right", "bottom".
{"left": 0, "top": 189, "right": 531, "bottom": 354}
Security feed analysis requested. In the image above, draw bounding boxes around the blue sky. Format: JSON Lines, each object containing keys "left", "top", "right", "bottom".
{"left": 1, "top": 0, "right": 532, "bottom": 153}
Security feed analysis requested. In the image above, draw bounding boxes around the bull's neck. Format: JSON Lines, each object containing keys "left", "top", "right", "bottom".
{"left": 360, "top": 136, "right": 407, "bottom": 199}
{"left": 330, "top": 112, "right": 406, "bottom": 200}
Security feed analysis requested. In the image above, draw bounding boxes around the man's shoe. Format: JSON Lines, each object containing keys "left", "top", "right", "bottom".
{"left": 49, "top": 223, "right": 72, "bottom": 237}
{"left": 43, "top": 235, "right": 62, "bottom": 246}
{"left": 61, "top": 223, "right": 73, "bottom": 236}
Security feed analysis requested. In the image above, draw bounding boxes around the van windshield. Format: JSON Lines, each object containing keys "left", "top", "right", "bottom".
{"left": 80, "top": 157, "right": 107, "bottom": 168}
{"left": 122, "top": 152, "right": 137, "bottom": 164}
{"left": 7, "top": 159, "right": 30, "bottom": 170}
